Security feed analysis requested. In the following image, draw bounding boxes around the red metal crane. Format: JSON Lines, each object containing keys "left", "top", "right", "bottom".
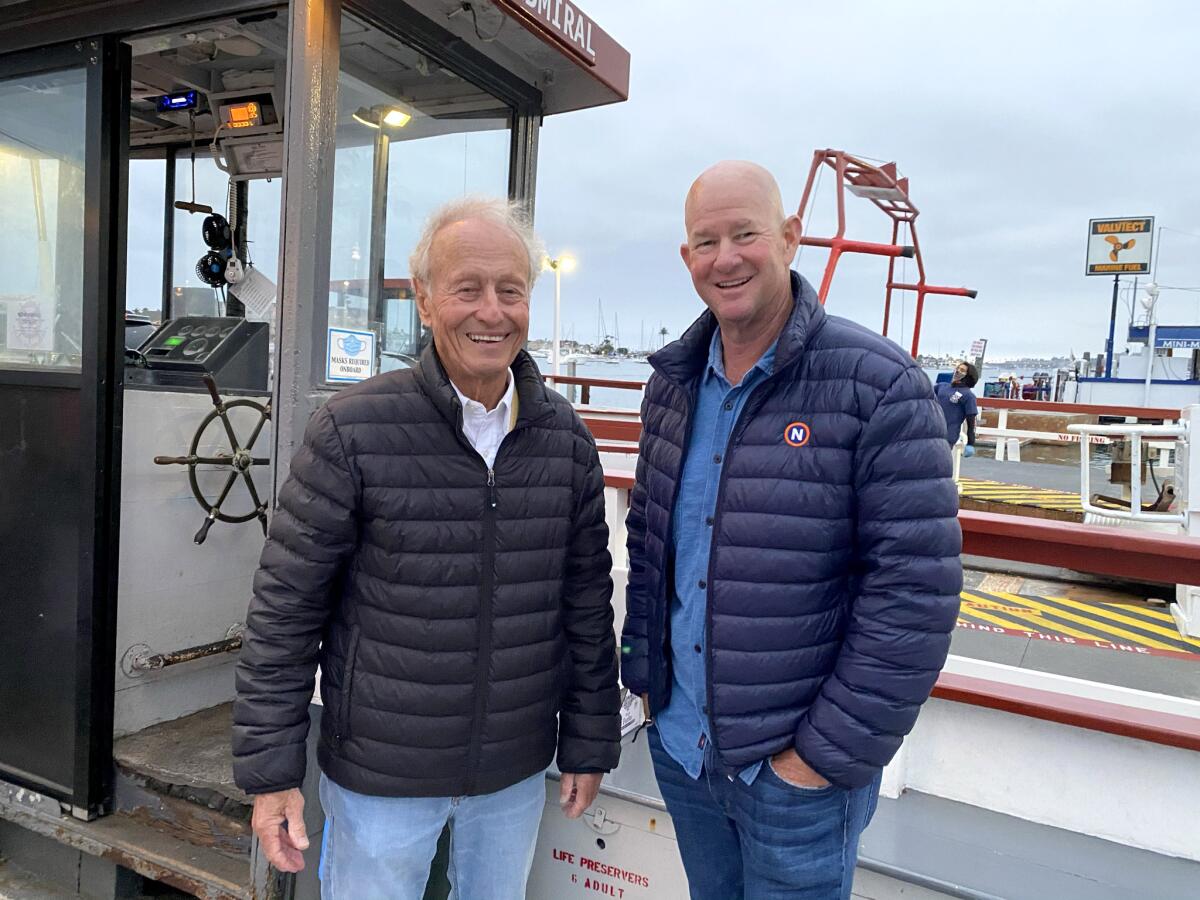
{"left": 795, "top": 149, "right": 977, "bottom": 357}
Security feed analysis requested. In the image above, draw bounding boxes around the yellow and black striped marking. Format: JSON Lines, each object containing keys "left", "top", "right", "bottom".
{"left": 957, "top": 589, "right": 1200, "bottom": 660}
{"left": 958, "top": 477, "right": 1084, "bottom": 512}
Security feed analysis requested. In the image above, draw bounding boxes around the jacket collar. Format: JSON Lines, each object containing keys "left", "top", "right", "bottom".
{"left": 414, "top": 341, "right": 557, "bottom": 430}
{"left": 649, "top": 271, "right": 825, "bottom": 389}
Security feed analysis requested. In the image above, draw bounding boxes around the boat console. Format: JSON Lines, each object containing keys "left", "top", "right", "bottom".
{"left": 126, "top": 315, "right": 269, "bottom": 392}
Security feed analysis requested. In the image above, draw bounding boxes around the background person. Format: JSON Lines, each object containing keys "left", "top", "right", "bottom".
{"left": 936, "top": 360, "right": 979, "bottom": 456}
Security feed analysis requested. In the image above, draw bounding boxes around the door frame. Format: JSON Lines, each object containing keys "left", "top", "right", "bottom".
{"left": 0, "top": 36, "right": 128, "bottom": 819}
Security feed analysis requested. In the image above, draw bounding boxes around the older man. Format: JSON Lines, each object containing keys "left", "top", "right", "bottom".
{"left": 233, "top": 197, "right": 619, "bottom": 899}
{"left": 621, "top": 161, "right": 962, "bottom": 899}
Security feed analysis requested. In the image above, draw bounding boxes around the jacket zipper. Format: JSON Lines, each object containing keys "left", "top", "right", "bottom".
{"left": 462, "top": 417, "right": 517, "bottom": 793}
{"left": 703, "top": 376, "right": 778, "bottom": 771}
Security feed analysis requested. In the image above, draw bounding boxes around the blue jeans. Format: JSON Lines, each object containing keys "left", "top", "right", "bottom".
{"left": 317, "top": 770, "right": 546, "bottom": 900}
{"left": 649, "top": 728, "right": 881, "bottom": 900}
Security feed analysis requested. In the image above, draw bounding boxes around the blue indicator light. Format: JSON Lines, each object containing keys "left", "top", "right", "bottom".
{"left": 157, "top": 91, "right": 198, "bottom": 112}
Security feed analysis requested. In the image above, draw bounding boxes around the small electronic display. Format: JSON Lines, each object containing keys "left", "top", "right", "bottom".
{"left": 164, "top": 336, "right": 185, "bottom": 347}
{"left": 213, "top": 91, "right": 279, "bottom": 134}
{"left": 157, "top": 91, "right": 198, "bottom": 112}
{"left": 222, "top": 101, "right": 262, "bottom": 130}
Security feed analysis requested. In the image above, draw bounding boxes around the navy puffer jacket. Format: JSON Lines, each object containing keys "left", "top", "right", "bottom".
{"left": 621, "top": 272, "right": 962, "bottom": 789}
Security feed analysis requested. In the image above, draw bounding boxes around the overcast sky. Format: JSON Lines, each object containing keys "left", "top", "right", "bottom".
{"left": 527, "top": 1, "right": 1200, "bottom": 360}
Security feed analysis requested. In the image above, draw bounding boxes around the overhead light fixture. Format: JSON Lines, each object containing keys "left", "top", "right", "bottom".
{"left": 351, "top": 108, "right": 380, "bottom": 129}
{"left": 382, "top": 108, "right": 411, "bottom": 128}
{"left": 352, "top": 105, "right": 413, "bottom": 130}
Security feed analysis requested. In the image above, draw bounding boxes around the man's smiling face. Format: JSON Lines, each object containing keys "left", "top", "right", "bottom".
{"left": 415, "top": 217, "right": 530, "bottom": 398}
{"left": 680, "top": 163, "right": 800, "bottom": 331}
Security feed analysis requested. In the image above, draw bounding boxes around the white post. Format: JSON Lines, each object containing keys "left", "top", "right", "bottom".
{"left": 1143, "top": 321, "right": 1157, "bottom": 407}
{"left": 1143, "top": 284, "right": 1159, "bottom": 407}
{"left": 994, "top": 408, "right": 1009, "bottom": 461}
{"left": 1174, "top": 405, "right": 1200, "bottom": 638}
{"left": 1130, "top": 431, "right": 1143, "bottom": 514}
{"left": 552, "top": 265, "right": 562, "bottom": 378}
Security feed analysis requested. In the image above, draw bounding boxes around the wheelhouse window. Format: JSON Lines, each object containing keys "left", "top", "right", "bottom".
{"left": 325, "top": 12, "right": 512, "bottom": 380}
{"left": 0, "top": 67, "right": 87, "bottom": 371}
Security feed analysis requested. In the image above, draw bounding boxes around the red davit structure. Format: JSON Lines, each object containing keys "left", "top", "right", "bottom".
{"left": 795, "top": 149, "right": 977, "bottom": 357}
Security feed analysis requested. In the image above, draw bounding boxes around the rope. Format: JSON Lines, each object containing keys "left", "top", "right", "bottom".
{"left": 796, "top": 164, "right": 823, "bottom": 265}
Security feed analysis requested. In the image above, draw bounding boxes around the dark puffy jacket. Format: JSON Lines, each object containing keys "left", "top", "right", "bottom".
{"left": 233, "top": 346, "right": 619, "bottom": 798}
{"left": 621, "top": 272, "right": 962, "bottom": 789}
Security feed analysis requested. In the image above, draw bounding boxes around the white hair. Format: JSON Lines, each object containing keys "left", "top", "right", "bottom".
{"left": 409, "top": 196, "right": 545, "bottom": 289}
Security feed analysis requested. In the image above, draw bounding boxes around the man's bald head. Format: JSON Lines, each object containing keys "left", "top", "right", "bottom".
{"left": 679, "top": 160, "right": 801, "bottom": 339}
{"left": 684, "top": 160, "right": 786, "bottom": 231}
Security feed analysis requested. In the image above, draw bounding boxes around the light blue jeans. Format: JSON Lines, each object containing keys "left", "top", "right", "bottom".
{"left": 318, "top": 770, "right": 547, "bottom": 900}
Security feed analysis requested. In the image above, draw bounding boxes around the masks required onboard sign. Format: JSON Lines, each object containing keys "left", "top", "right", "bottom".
{"left": 327, "top": 327, "right": 376, "bottom": 383}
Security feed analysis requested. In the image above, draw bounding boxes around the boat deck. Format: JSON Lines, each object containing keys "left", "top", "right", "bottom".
{"left": 956, "top": 570, "right": 1200, "bottom": 700}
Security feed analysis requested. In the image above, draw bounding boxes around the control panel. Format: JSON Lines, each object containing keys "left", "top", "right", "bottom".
{"left": 127, "top": 316, "right": 268, "bottom": 392}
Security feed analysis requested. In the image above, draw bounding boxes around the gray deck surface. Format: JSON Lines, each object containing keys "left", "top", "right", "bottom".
{"left": 852, "top": 869, "right": 959, "bottom": 899}
{"left": 959, "top": 454, "right": 1114, "bottom": 493}
{"left": 862, "top": 790, "right": 1200, "bottom": 900}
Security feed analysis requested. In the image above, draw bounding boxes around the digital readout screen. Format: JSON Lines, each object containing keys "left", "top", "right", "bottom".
{"left": 223, "top": 101, "right": 262, "bottom": 129}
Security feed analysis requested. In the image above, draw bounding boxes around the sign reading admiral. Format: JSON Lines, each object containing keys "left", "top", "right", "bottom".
{"left": 1084, "top": 216, "right": 1154, "bottom": 276}
{"left": 525, "top": 0, "right": 596, "bottom": 60}
{"left": 507, "top": 0, "right": 598, "bottom": 63}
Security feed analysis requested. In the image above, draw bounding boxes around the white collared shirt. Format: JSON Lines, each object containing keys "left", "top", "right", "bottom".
{"left": 451, "top": 374, "right": 515, "bottom": 469}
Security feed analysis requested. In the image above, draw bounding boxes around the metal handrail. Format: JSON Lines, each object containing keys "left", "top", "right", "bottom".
{"left": 1067, "top": 422, "right": 1185, "bottom": 524}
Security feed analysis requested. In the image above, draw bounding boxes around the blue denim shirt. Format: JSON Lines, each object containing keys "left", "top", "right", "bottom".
{"left": 656, "top": 327, "right": 777, "bottom": 783}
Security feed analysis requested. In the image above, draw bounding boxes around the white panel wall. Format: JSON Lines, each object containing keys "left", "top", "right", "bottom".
{"left": 114, "top": 389, "right": 271, "bottom": 736}
{"left": 888, "top": 658, "right": 1200, "bottom": 862}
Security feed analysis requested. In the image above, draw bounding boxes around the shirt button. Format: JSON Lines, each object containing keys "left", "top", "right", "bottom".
{"left": 724, "top": 402, "right": 732, "bottom": 411}
{"left": 705, "top": 516, "right": 714, "bottom": 526}
{"left": 693, "top": 644, "right": 702, "bottom": 653}
{"left": 698, "top": 579, "right": 707, "bottom": 590}
{"left": 712, "top": 453, "right": 722, "bottom": 464}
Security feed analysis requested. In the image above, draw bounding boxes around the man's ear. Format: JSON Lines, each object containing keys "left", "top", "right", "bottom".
{"left": 413, "top": 278, "right": 433, "bottom": 327}
{"left": 680, "top": 242, "right": 691, "bottom": 269}
{"left": 782, "top": 214, "right": 802, "bottom": 264}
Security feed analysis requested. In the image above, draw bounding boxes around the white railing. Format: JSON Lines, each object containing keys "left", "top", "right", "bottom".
{"left": 978, "top": 408, "right": 1177, "bottom": 465}
{"left": 1067, "top": 421, "right": 1187, "bottom": 524}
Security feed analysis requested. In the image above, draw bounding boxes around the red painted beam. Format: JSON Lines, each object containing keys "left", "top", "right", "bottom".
{"left": 604, "top": 471, "right": 635, "bottom": 491}
{"left": 958, "top": 509, "right": 1200, "bottom": 584}
{"left": 798, "top": 236, "right": 915, "bottom": 258}
{"left": 547, "top": 374, "right": 646, "bottom": 390}
{"left": 932, "top": 671, "right": 1200, "bottom": 753}
{"left": 583, "top": 417, "right": 642, "bottom": 443}
{"left": 889, "top": 281, "right": 978, "bottom": 299}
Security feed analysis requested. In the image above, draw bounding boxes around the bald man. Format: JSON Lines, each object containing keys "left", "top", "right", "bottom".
{"left": 621, "top": 162, "right": 962, "bottom": 899}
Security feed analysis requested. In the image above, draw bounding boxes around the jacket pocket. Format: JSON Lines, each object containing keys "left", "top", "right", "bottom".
{"left": 336, "top": 625, "right": 361, "bottom": 743}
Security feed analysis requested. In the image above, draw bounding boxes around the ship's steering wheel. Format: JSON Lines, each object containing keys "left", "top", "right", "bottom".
{"left": 154, "top": 374, "right": 271, "bottom": 544}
